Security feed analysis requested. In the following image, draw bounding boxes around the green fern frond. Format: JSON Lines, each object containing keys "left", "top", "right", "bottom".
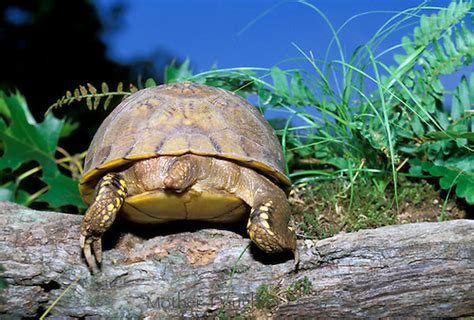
{"left": 395, "top": 1, "right": 474, "bottom": 97}
{"left": 46, "top": 82, "right": 139, "bottom": 114}
{"left": 393, "top": 0, "right": 473, "bottom": 116}
{"left": 451, "top": 71, "right": 474, "bottom": 133}
{"left": 414, "top": 1, "right": 471, "bottom": 48}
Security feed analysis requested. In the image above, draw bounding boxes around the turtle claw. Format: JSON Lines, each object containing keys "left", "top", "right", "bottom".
{"left": 293, "top": 245, "right": 300, "bottom": 269}
{"left": 93, "top": 238, "right": 103, "bottom": 264}
{"left": 80, "top": 234, "right": 101, "bottom": 273}
{"left": 80, "top": 234, "right": 86, "bottom": 249}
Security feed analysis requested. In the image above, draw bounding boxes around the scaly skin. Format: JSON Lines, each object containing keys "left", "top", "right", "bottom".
{"left": 80, "top": 173, "right": 127, "bottom": 273}
{"left": 80, "top": 155, "right": 298, "bottom": 272}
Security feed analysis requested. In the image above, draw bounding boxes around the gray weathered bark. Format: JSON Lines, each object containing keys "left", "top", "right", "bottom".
{"left": 0, "top": 201, "right": 473, "bottom": 319}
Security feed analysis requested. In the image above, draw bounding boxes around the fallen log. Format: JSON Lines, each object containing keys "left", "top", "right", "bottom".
{"left": 0, "top": 201, "right": 472, "bottom": 318}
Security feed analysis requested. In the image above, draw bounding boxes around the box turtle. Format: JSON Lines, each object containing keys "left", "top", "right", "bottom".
{"left": 79, "top": 81, "right": 298, "bottom": 272}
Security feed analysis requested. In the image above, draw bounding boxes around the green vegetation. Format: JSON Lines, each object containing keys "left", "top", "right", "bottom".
{"left": 286, "top": 276, "right": 313, "bottom": 301}
{"left": 254, "top": 277, "right": 314, "bottom": 309}
{"left": 291, "top": 177, "right": 462, "bottom": 239}
{"left": 0, "top": 0, "right": 472, "bottom": 229}
{"left": 0, "top": 265, "right": 6, "bottom": 291}
{"left": 0, "top": 92, "right": 85, "bottom": 209}
{"left": 255, "top": 283, "right": 279, "bottom": 309}
{"left": 168, "top": 0, "right": 473, "bottom": 208}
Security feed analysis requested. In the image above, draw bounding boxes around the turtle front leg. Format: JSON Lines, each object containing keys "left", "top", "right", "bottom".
{"left": 80, "top": 173, "right": 127, "bottom": 272}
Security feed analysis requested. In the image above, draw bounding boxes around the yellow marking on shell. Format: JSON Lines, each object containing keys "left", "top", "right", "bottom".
{"left": 103, "top": 175, "right": 113, "bottom": 181}
{"left": 119, "top": 179, "right": 126, "bottom": 188}
{"left": 261, "top": 220, "right": 270, "bottom": 230}
{"left": 288, "top": 226, "right": 294, "bottom": 232}
{"left": 247, "top": 218, "right": 251, "bottom": 229}
{"left": 259, "top": 213, "right": 269, "bottom": 220}
{"left": 259, "top": 206, "right": 269, "bottom": 212}
{"left": 250, "top": 208, "right": 254, "bottom": 214}
{"left": 267, "top": 229, "right": 275, "bottom": 236}
{"left": 99, "top": 223, "right": 104, "bottom": 228}
{"left": 103, "top": 215, "right": 110, "bottom": 221}
{"left": 115, "top": 197, "right": 121, "bottom": 206}
{"left": 107, "top": 204, "right": 115, "bottom": 212}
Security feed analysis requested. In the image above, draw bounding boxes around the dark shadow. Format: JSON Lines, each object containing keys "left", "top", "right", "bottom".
{"left": 249, "top": 244, "right": 295, "bottom": 265}
{"left": 101, "top": 214, "right": 295, "bottom": 265}
{"left": 101, "top": 214, "right": 248, "bottom": 251}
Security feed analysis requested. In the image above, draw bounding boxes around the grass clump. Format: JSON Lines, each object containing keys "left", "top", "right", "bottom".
{"left": 255, "top": 283, "right": 279, "bottom": 309}
{"left": 254, "top": 277, "right": 314, "bottom": 310}
{"left": 286, "top": 277, "right": 313, "bottom": 301}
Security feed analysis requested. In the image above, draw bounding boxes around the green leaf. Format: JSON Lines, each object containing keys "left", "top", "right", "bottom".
{"left": 411, "top": 116, "right": 425, "bottom": 136}
{"left": 401, "top": 35, "right": 415, "bottom": 53}
{"left": 470, "top": 72, "right": 474, "bottom": 107}
{"left": 0, "top": 264, "right": 7, "bottom": 291}
{"left": 86, "top": 97, "right": 93, "bottom": 110}
{"left": 104, "top": 95, "right": 114, "bottom": 110}
{"left": 0, "top": 93, "right": 63, "bottom": 177}
{"left": 444, "top": 155, "right": 474, "bottom": 172}
{"left": 164, "top": 59, "right": 193, "bottom": 83}
{"left": 0, "top": 95, "right": 11, "bottom": 119}
{"left": 79, "top": 85, "right": 88, "bottom": 96}
{"left": 290, "top": 71, "right": 307, "bottom": 101}
{"left": 443, "top": 31, "right": 458, "bottom": 58}
{"left": 408, "top": 159, "right": 424, "bottom": 176}
{"left": 420, "top": 161, "right": 474, "bottom": 204}
{"left": 455, "top": 28, "right": 467, "bottom": 52}
{"left": 145, "top": 78, "right": 157, "bottom": 88}
{"left": 452, "top": 75, "right": 469, "bottom": 120}
{"left": 101, "top": 82, "right": 109, "bottom": 93}
{"left": 454, "top": 174, "right": 474, "bottom": 204}
{"left": 93, "top": 96, "right": 101, "bottom": 110}
{"left": 87, "top": 83, "right": 97, "bottom": 95}
{"left": 422, "top": 131, "right": 474, "bottom": 141}
{"left": 0, "top": 179, "right": 31, "bottom": 205}
{"left": 432, "top": 39, "right": 447, "bottom": 64}
{"left": 434, "top": 108, "right": 450, "bottom": 130}
{"left": 59, "top": 118, "right": 80, "bottom": 138}
{"left": 271, "top": 67, "right": 289, "bottom": 96}
{"left": 326, "top": 157, "right": 352, "bottom": 170}
{"left": 258, "top": 89, "right": 273, "bottom": 105}
{"left": 387, "top": 47, "right": 424, "bottom": 88}
{"left": 0, "top": 181, "right": 17, "bottom": 202}
{"left": 38, "top": 173, "right": 86, "bottom": 208}
{"left": 0, "top": 91, "right": 85, "bottom": 209}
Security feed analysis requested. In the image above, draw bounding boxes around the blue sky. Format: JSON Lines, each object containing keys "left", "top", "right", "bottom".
{"left": 95, "top": 0, "right": 456, "bottom": 75}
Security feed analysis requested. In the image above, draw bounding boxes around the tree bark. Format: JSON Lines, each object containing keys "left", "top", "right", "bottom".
{"left": 0, "top": 201, "right": 472, "bottom": 319}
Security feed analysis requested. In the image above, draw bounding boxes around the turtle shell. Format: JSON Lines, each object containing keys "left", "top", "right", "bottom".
{"left": 80, "top": 82, "right": 290, "bottom": 203}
